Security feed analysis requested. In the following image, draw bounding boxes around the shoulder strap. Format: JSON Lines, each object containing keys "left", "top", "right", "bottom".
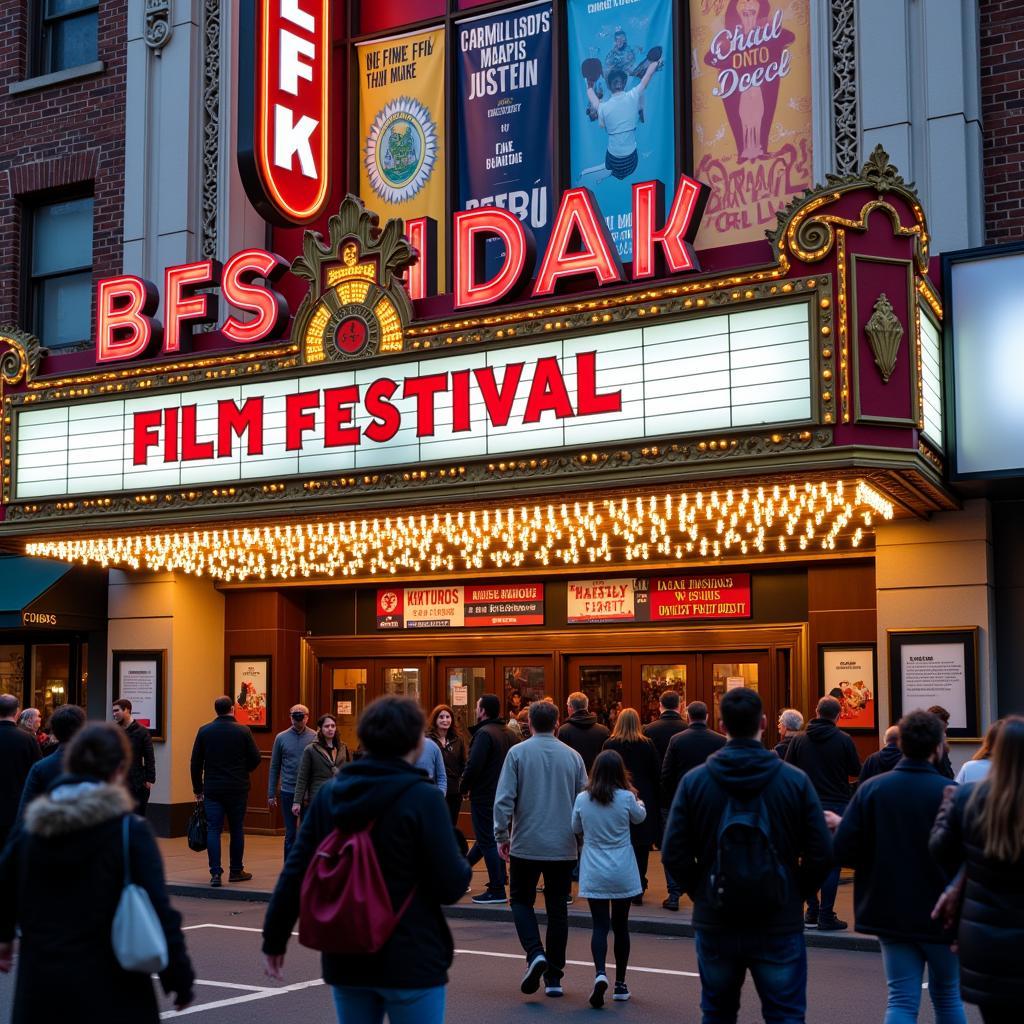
{"left": 122, "top": 815, "right": 132, "bottom": 887}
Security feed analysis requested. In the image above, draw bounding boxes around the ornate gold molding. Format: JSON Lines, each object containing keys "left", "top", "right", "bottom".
{"left": 864, "top": 293, "right": 904, "bottom": 383}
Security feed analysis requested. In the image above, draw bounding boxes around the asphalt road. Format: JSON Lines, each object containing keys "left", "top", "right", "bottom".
{"left": 0, "top": 895, "right": 984, "bottom": 1023}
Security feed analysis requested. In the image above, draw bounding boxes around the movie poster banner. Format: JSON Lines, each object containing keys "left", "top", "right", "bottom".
{"left": 377, "top": 584, "right": 544, "bottom": 629}
{"left": 819, "top": 644, "right": 877, "bottom": 732}
{"left": 691, "top": 0, "right": 814, "bottom": 249}
{"left": 567, "top": 0, "right": 676, "bottom": 263}
{"left": 358, "top": 28, "right": 446, "bottom": 267}
{"left": 567, "top": 574, "right": 751, "bottom": 623}
{"left": 457, "top": 1, "right": 554, "bottom": 279}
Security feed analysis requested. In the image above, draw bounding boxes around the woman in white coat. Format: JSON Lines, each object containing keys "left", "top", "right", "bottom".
{"left": 572, "top": 749, "right": 647, "bottom": 1008}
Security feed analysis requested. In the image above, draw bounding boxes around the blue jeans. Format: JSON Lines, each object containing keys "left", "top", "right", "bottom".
{"left": 331, "top": 985, "right": 445, "bottom": 1024}
{"left": 280, "top": 789, "right": 299, "bottom": 857}
{"left": 879, "top": 940, "right": 967, "bottom": 1024}
{"left": 467, "top": 800, "right": 506, "bottom": 894}
{"left": 696, "top": 929, "right": 807, "bottom": 1024}
{"left": 204, "top": 793, "right": 247, "bottom": 876}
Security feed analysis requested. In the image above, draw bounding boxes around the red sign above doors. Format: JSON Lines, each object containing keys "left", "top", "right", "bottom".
{"left": 567, "top": 574, "right": 752, "bottom": 624}
{"left": 377, "top": 584, "right": 545, "bottom": 629}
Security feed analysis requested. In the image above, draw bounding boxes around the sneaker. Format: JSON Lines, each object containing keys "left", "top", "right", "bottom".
{"left": 521, "top": 954, "right": 547, "bottom": 994}
{"left": 545, "top": 984, "right": 564, "bottom": 998}
{"left": 803, "top": 909, "right": 818, "bottom": 928}
{"left": 613, "top": 982, "right": 630, "bottom": 1001}
{"left": 817, "top": 912, "right": 848, "bottom": 931}
{"left": 228, "top": 870, "right": 252, "bottom": 882}
{"left": 662, "top": 895, "right": 680, "bottom": 911}
{"left": 472, "top": 891, "right": 508, "bottom": 904}
{"left": 590, "top": 974, "right": 609, "bottom": 1008}
{"left": 210, "top": 874, "right": 222, "bottom": 888}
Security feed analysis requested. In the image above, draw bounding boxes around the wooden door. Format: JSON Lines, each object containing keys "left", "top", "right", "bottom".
{"left": 702, "top": 652, "right": 772, "bottom": 736}
{"left": 565, "top": 655, "right": 628, "bottom": 729}
{"left": 437, "top": 657, "right": 493, "bottom": 736}
{"left": 319, "top": 659, "right": 370, "bottom": 755}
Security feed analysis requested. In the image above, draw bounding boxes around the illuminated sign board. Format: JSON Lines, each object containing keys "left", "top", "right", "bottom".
{"left": 567, "top": 574, "right": 751, "bottom": 623}
{"left": 14, "top": 303, "right": 810, "bottom": 500}
{"left": 377, "top": 584, "right": 545, "bottom": 628}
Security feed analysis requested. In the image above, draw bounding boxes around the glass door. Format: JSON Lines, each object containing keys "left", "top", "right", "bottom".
{"left": 495, "top": 656, "right": 552, "bottom": 724}
{"left": 703, "top": 653, "right": 771, "bottom": 737}
{"left": 438, "top": 658, "right": 490, "bottom": 735}
{"left": 566, "top": 656, "right": 625, "bottom": 729}
{"left": 636, "top": 656, "right": 698, "bottom": 725}
{"left": 321, "top": 660, "right": 369, "bottom": 755}
{"left": 378, "top": 660, "right": 429, "bottom": 704}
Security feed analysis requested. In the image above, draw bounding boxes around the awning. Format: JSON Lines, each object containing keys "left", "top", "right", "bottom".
{"left": 0, "top": 556, "right": 107, "bottom": 630}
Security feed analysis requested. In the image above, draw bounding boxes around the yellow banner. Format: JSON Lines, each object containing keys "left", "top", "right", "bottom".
{"left": 358, "top": 27, "right": 447, "bottom": 275}
{"left": 690, "top": 0, "right": 814, "bottom": 249}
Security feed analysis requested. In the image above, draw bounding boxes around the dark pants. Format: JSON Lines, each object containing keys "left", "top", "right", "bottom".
{"left": 695, "top": 930, "right": 807, "bottom": 1024}
{"left": 632, "top": 838, "right": 650, "bottom": 892}
{"left": 589, "top": 898, "right": 632, "bottom": 982}
{"left": 981, "top": 1007, "right": 1016, "bottom": 1024}
{"left": 280, "top": 789, "right": 299, "bottom": 857}
{"left": 509, "top": 857, "right": 574, "bottom": 983}
{"left": 806, "top": 801, "right": 846, "bottom": 918}
{"left": 205, "top": 793, "right": 247, "bottom": 876}
{"left": 444, "top": 786, "right": 463, "bottom": 828}
{"left": 467, "top": 800, "right": 506, "bottom": 894}
{"left": 132, "top": 786, "right": 150, "bottom": 817}
{"left": 661, "top": 810, "right": 680, "bottom": 898}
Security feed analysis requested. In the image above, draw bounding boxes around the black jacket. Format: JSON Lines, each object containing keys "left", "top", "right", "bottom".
{"left": 661, "top": 722, "right": 726, "bottom": 804}
{"left": 262, "top": 757, "right": 471, "bottom": 989}
{"left": 190, "top": 715, "right": 262, "bottom": 796}
{"left": 460, "top": 718, "right": 515, "bottom": 803}
{"left": 930, "top": 781, "right": 1024, "bottom": 1008}
{"left": 602, "top": 736, "right": 662, "bottom": 846}
{"left": 783, "top": 717, "right": 861, "bottom": 808}
{"left": 662, "top": 738, "right": 832, "bottom": 934}
{"left": 774, "top": 735, "right": 793, "bottom": 759}
{"left": 833, "top": 759, "right": 953, "bottom": 942}
{"left": 858, "top": 741, "right": 902, "bottom": 784}
{"left": 557, "top": 712, "right": 610, "bottom": 771}
{"left": 643, "top": 712, "right": 687, "bottom": 765}
{"left": 0, "top": 720, "right": 40, "bottom": 848}
{"left": 0, "top": 777, "right": 193, "bottom": 1023}
{"left": 124, "top": 719, "right": 156, "bottom": 798}
{"left": 430, "top": 731, "right": 467, "bottom": 792}
{"left": 16, "top": 744, "right": 67, "bottom": 821}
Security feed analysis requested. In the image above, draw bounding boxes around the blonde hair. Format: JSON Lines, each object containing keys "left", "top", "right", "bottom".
{"left": 970, "top": 716, "right": 1024, "bottom": 862}
{"left": 610, "top": 707, "right": 645, "bottom": 744}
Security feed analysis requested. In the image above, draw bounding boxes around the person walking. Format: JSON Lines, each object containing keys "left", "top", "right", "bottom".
{"left": 291, "top": 714, "right": 350, "bottom": 820}
{"left": 0, "top": 693, "right": 40, "bottom": 850}
{"left": 930, "top": 715, "right": 1024, "bottom": 1024}
{"left": 268, "top": 705, "right": 316, "bottom": 858}
{"left": 461, "top": 693, "right": 516, "bottom": 904}
{"left": 954, "top": 719, "right": 1002, "bottom": 785}
{"left": 190, "top": 695, "right": 262, "bottom": 887}
{"left": 832, "top": 710, "right": 967, "bottom": 1024}
{"left": 784, "top": 695, "right": 861, "bottom": 930}
{"left": 662, "top": 687, "right": 832, "bottom": 1023}
{"left": 859, "top": 725, "right": 902, "bottom": 784}
{"left": 643, "top": 689, "right": 687, "bottom": 765}
{"left": 557, "top": 691, "right": 610, "bottom": 772}
{"left": 573, "top": 749, "right": 647, "bottom": 1007}
{"left": 0, "top": 722, "right": 194, "bottom": 1021}
{"left": 262, "top": 696, "right": 470, "bottom": 1024}
{"left": 659, "top": 700, "right": 726, "bottom": 910}
{"left": 112, "top": 698, "right": 156, "bottom": 815}
{"left": 494, "top": 699, "right": 587, "bottom": 998}
{"left": 602, "top": 707, "right": 661, "bottom": 904}
{"left": 16, "top": 703, "right": 86, "bottom": 820}
{"left": 428, "top": 704, "right": 467, "bottom": 826}
{"left": 775, "top": 708, "right": 804, "bottom": 759}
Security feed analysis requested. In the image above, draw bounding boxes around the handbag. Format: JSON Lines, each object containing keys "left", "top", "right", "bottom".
{"left": 112, "top": 816, "right": 170, "bottom": 973}
{"left": 187, "top": 800, "right": 208, "bottom": 852}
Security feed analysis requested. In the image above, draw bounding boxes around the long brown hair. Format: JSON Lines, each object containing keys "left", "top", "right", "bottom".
{"left": 587, "top": 749, "right": 636, "bottom": 806}
{"left": 971, "top": 715, "right": 1024, "bottom": 862}
{"left": 610, "top": 707, "right": 649, "bottom": 745}
{"left": 427, "top": 704, "right": 466, "bottom": 746}
{"left": 971, "top": 718, "right": 1004, "bottom": 761}
{"left": 315, "top": 714, "right": 337, "bottom": 748}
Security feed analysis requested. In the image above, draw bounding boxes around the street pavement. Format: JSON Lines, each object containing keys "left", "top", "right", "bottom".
{"left": 0, "top": 895, "right": 984, "bottom": 1022}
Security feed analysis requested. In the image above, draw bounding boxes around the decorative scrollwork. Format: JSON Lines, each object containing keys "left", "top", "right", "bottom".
{"left": 144, "top": 0, "right": 173, "bottom": 53}
{"left": 830, "top": 0, "right": 858, "bottom": 176}
{"left": 793, "top": 217, "right": 834, "bottom": 258}
{"left": 0, "top": 326, "right": 44, "bottom": 385}
{"left": 199, "top": 0, "right": 220, "bottom": 265}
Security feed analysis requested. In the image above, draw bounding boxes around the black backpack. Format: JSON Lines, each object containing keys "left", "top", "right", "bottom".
{"left": 708, "top": 787, "right": 789, "bottom": 917}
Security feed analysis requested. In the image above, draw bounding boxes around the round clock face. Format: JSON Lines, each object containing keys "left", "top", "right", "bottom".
{"left": 335, "top": 315, "right": 370, "bottom": 355}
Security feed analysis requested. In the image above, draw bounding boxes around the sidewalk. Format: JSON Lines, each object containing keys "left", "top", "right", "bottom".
{"left": 159, "top": 835, "right": 876, "bottom": 951}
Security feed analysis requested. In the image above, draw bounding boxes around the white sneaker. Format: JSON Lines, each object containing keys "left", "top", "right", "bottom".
{"left": 589, "top": 974, "right": 609, "bottom": 1008}
{"left": 613, "top": 982, "right": 630, "bottom": 1001}
{"left": 521, "top": 954, "right": 547, "bottom": 994}
{"left": 545, "top": 984, "right": 564, "bottom": 997}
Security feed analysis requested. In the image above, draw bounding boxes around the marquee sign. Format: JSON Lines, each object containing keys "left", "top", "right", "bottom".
{"left": 567, "top": 574, "right": 751, "bottom": 623}
{"left": 377, "top": 583, "right": 545, "bottom": 628}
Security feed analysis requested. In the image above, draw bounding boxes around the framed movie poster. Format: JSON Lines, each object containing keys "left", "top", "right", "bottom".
{"left": 888, "top": 628, "right": 980, "bottom": 739}
{"left": 819, "top": 644, "right": 877, "bottom": 733}
{"left": 231, "top": 655, "right": 271, "bottom": 731}
{"left": 113, "top": 650, "right": 166, "bottom": 740}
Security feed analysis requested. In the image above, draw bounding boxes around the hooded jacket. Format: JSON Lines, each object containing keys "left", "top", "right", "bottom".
{"left": 460, "top": 717, "right": 516, "bottom": 803}
{"left": 661, "top": 738, "right": 832, "bottom": 934}
{"left": 0, "top": 777, "right": 194, "bottom": 1024}
{"left": 783, "top": 717, "right": 861, "bottom": 808}
{"left": 557, "top": 712, "right": 610, "bottom": 771}
{"left": 858, "top": 740, "right": 902, "bottom": 784}
{"left": 262, "top": 756, "right": 471, "bottom": 990}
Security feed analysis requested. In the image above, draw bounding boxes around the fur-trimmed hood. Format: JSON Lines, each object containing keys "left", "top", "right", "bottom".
{"left": 24, "top": 779, "right": 134, "bottom": 837}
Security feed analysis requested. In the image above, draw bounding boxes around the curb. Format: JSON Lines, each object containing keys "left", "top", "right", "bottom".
{"left": 167, "top": 883, "right": 879, "bottom": 952}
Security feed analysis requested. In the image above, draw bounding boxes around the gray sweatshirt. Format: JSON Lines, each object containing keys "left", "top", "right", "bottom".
{"left": 268, "top": 726, "right": 316, "bottom": 797}
{"left": 414, "top": 738, "right": 448, "bottom": 795}
{"left": 493, "top": 732, "right": 587, "bottom": 860}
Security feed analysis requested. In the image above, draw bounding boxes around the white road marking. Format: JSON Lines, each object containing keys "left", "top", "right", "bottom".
{"left": 193, "top": 980, "right": 273, "bottom": 992}
{"left": 454, "top": 948, "right": 700, "bottom": 978}
{"left": 159, "top": 979, "right": 324, "bottom": 1018}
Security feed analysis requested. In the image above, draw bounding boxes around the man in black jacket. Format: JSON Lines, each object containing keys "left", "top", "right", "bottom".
{"left": 784, "top": 696, "right": 861, "bottom": 930}
{"left": 113, "top": 698, "right": 156, "bottom": 814}
{"left": 262, "top": 696, "right": 469, "bottom": 1022}
{"left": 859, "top": 725, "right": 901, "bottom": 783}
{"left": 0, "top": 693, "right": 40, "bottom": 850}
{"left": 461, "top": 693, "right": 516, "bottom": 903}
{"left": 190, "top": 696, "right": 262, "bottom": 887}
{"left": 16, "top": 703, "right": 86, "bottom": 821}
{"left": 662, "top": 688, "right": 832, "bottom": 1023}
{"left": 643, "top": 690, "right": 687, "bottom": 764}
{"left": 774, "top": 708, "right": 804, "bottom": 758}
{"left": 557, "top": 691, "right": 610, "bottom": 771}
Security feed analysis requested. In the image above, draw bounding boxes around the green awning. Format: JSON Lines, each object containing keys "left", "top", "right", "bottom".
{"left": 0, "top": 556, "right": 107, "bottom": 630}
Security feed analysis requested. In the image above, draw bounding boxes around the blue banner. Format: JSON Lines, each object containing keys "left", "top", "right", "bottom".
{"left": 568, "top": 0, "right": 675, "bottom": 263}
{"left": 457, "top": 1, "right": 554, "bottom": 280}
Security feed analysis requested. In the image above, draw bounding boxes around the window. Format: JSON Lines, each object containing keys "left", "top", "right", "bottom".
{"left": 37, "top": 0, "right": 98, "bottom": 74}
{"left": 29, "top": 196, "right": 93, "bottom": 349}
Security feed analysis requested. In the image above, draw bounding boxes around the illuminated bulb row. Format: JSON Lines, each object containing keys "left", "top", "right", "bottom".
{"left": 25, "top": 480, "right": 894, "bottom": 583}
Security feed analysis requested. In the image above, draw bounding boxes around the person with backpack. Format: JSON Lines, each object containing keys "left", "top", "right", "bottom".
{"left": 573, "top": 749, "right": 647, "bottom": 1007}
{"left": 662, "top": 687, "right": 832, "bottom": 1023}
{"left": 262, "top": 695, "right": 471, "bottom": 1024}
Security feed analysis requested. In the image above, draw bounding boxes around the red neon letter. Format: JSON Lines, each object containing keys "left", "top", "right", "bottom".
{"left": 221, "top": 249, "right": 290, "bottom": 344}
{"left": 474, "top": 364, "right": 523, "bottom": 428}
{"left": 632, "top": 176, "right": 708, "bottom": 280}
{"left": 402, "top": 373, "right": 449, "bottom": 437}
{"left": 218, "top": 398, "right": 264, "bottom": 457}
{"left": 286, "top": 390, "right": 320, "bottom": 450}
{"left": 364, "top": 378, "right": 400, "bottom": 443}
{"left": 403, "top": 217, "right": 437, "bottom": 301}
{"left": 164, "top": 260, "right": 219, "bottom": 354}
{"left": 523, "top": 357, "right": 574, "bottom": 423}
{"left": 451, "top": 369, "right": 472, "bottom": 432}
{"left": 163, "top": 407, "right": 179, "bottom": 463}
{"left": 532, "top": 188, "right": 622, "bottom": 297}
{"left": 132, "top": 409, "right": 162, "bottom": 465}
{"left": 324, "top": 386, "right": 360, "bottom": 447}
{"left": 180, "top": 404, "right": 215, "bottom": 461}
{"left": 575, "top": 352, "right": 622, "bottom": 416}
{"left": 96, "top": 276, "right": 160, "bottom": 364}
{"left": 453, "top": 207, "right": 533, "bottom": 310}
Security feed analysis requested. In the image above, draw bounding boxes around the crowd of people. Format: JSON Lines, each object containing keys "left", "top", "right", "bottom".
{"left": 0, "top": 683, "right": 1023, "bottom": 1024}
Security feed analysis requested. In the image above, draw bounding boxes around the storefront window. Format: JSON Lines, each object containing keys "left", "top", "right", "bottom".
{"left": 503, "top": 665, "right": 546, "bottom": 720}
{"left": 382, "top": 666, "right": 421, "bottom": 701}
{"left": 446, "top": 665, "right": 486, "bottom": 734}
{"left": 577, "top": 665, "right": 623, "bottom": 729}
{"left": 31, "top": 643, "right": 70, "bottom": 721}
{"left": 711, "top": 662, "right": 759, "bottom": 735}
{"left": 640, "top": 664, "right": 687, "bottom": 723}
{"left": 0, "top": 645, "right": 25, "bottom": 698}
{"left": 331, "top": 667, "right": 367, "bottom": 754}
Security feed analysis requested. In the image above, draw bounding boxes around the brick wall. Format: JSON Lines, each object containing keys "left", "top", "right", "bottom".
{"left": 0, "top": 2, "right": 126, "bottom": 331}
{"left": 981, "top": 0, "right": 1024, "bottom": 245}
